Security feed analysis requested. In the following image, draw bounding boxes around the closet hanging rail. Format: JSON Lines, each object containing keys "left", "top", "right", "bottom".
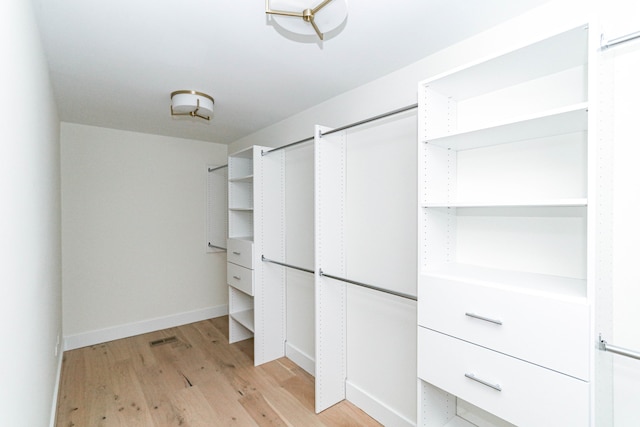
{"left": 320, "top": 103, "right": 418, "bottom": 137}
{"left": 319, "top": 269, "right": 417, "bottom": 301}
{"left": 262, "top": 102, "right": 418, "bottom": 156}
{"left": 262, "top": 136, "right": 315, "bottom": 156}
{"left": 208, "top": 164, "right": 228, "bottom": 172}
{"left": 208, "top": 242, "right": 227, "bottom": 251}
{"left": 599, "top": 335, "right": 640, "bottom": 361}
{"left": 262, "top": 255, "right": 315, "bottom": 274}
{"left": 601, "top": 30, "right": 640, "bottom": 49}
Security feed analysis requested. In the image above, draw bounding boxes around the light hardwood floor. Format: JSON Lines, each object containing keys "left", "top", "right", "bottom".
{"left": 55, "top": 316, "right": 382, "bottom": 426}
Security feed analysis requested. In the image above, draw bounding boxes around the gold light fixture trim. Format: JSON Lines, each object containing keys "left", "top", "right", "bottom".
{"left": 265, "top": 0, "right": 347, "bottom": 41}
{"left": 170, "top": 90, "right": 215, "bottom": 121}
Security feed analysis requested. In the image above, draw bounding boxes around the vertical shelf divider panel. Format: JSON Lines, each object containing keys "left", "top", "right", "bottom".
{"left": 417, "top": 24, "right": 592, "bottom": 427}
{"left": 314, "top": 125, "right": 347, "bottom": 413}
{"left": 255, "top": 147, "right": 287, "bottom": 365}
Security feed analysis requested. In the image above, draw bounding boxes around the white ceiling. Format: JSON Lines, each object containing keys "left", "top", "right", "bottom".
{"left": 32, "top": 0, "right": 551, "bottom": 145}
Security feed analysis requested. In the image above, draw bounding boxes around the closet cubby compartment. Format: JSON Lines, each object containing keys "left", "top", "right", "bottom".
{"left": 419, "top": 26, "right": 588, "bottom": 143}
{"left": 229, "top": 286, "right": 254, "bottom": 338}
{"left": 421, "top": 123, "right": 588, "bottom": 208}
{"left": 228, "top": 148, "right": 254, "bottom": 180}
{"left": 228, "top": 210, "right": 254, "bottom": 241}
{"left": 420, "top": 205, "right": 588, "bottom": 296}
{"left": 228, "top": 179, "right": 253, "bottom": 210}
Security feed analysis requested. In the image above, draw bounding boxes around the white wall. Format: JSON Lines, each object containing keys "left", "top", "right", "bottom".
{"left": 61, "top": 124, "right": 228, "bottom": 349}
{"left": 596, "top": 1, "right": 640, "bottom": 425}
{"left": 230, "top": 2, "right": 588, "bottom": 426}
{"left": 0, "top": 1, "right": 62, "bottom": 426}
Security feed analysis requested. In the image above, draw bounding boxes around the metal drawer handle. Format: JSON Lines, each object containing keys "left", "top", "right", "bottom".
{"left": 232, "top": 251, "right": 241, "bottom": 255}
{"left": 465, "top": 373, "right": 502, "bottom": 392}
{"left": 465, "top": 312, "right": 502, "bottom": 325}
{"left": 233, "top": 275, "right": 241, "bottom": 280}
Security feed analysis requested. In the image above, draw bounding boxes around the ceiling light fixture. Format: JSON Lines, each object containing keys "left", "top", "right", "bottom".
{"left": 265, "top": 0, "right": 348, "bottom": 41}
{"left": 170, "top": 90, "right": 214, "bottom": 121}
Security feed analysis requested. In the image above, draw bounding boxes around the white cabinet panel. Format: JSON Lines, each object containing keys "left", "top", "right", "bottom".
{"left": 227, "top": 238, "right": 253, "bottom": 269}
{"left": 418, "top": 274, "right": 589, "bottom": 380}
{"left": 227, "top": 262, "right": 254, "bottom": 296}
{"left": 418, "top": 327, "right": 589, "bottom": 427}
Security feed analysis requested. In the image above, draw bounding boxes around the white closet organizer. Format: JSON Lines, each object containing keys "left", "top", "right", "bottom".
{"left": 417, "top": 25, "right": 591, "bottom": 426}
{"left": 227, "top": 146, "right": 286, "bottom": 365}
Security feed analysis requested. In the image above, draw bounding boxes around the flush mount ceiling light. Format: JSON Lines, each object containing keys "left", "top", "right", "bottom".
{"left": 170, "top": 90, "right": 214, "bottom": 121}
{"left": 265, "top": 0, "right": 348, "bottom": 41}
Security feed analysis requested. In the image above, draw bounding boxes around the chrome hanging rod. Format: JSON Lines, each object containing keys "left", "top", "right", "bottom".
{"left": 208, "top": 164, "right": 228, "bottom": 172}
{"left": 208, "top": 242, "right": 227, "bottom": 251}
{"left": 320, "top": 103, "right": 418, "bottom": 137}
{"left": 599, "top": 335, "right": 640, "bottom": 361}
{"left": 319, "top": 269, "right": 417, "bottom": 301}
{"left": 262, "top": 255, "right": 315, "bottom": 274}
{"left": 262, "top": 103, "right": 418, "bottom": 156}
{"left": 262, "top": 136, "right": 315, "bottom": 156}
{"left": 601, "top": 30, "right": 640, "bottom": 50}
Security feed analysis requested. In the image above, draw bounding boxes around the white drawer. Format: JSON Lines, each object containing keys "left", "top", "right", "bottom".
{"left": 227, "top": 238, "right": 253, "bottom": 269}
{"left": 418, "top": 327, "right": 588, "bottom": 427}
{"left": 418, "top": 274, "right": 589, "bottom": 380}
{"left": 227, "top": 262, "right": 254, "bottom": 296}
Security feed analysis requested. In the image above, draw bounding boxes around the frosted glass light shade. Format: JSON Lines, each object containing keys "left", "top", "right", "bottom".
{"left": 269, "top": 0, "right": 348, "bottom": 36}
{"left": 170, "top": 90, "right": 214, "bottom": 116}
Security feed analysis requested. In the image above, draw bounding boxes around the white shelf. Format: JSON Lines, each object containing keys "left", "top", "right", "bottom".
{"left": 229, "top": 207, "right": 253, "bottom": 211}
{"left": 421, "top": 26, "right": 587, "bottom": 101}
{"left": 229, "top": 235, "right": 253, "bottom": 242}
{"left": 422, "top": 263, "right": 587, "bottom": 302}
{"left": 230, "top": 309, "right": 255, "bottom": 333}
{"left": 423, "top": 198, "right": 587, "bottom": 209}
{"left": 229, "top": 174, "right": 253, "bottom": 183}
{"left": 424, "top": 103, "right": 587, "bottom": 150}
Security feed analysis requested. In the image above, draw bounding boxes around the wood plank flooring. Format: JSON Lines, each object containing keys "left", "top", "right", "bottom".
{"left": 55, "top": 316, "right": 382, "bottom": 427}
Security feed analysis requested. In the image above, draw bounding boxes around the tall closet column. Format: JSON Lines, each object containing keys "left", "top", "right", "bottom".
{"left": 314, "top": 125, "right": 347, "bottom": 412}
{"left": 227, "top": 145, "right": 286, "bottom": 366}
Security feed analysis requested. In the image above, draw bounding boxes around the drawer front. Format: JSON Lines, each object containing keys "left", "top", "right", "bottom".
{"left": 227, "top": 262, "right": 254, "bottom": 296}
{"left": 418, "top": 275, "right": 589, "bottom": 380}
{"left": 227, "top": 238, "right": 253, "bottom": 269}
{"left": 418, "top": 327, "right": 588, "bottom": 427}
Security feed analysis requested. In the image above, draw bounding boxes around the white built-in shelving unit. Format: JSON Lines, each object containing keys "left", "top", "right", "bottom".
{"left": 227, "top": 146, "right": 259, "bottom": 344}
{"left": 417, "top": 24, "right": 592, "bottom": 426}
{"left": 227, "top": 146, "right": 286, "bottom": 366}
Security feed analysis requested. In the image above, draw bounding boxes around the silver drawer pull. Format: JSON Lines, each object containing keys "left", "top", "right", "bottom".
{"left": 465, "top": 312, "right": 502, "bottom": 325}
{"left": 232, "top": 251, "right": 241, "bottom": 255}
{"left": 233, "top": 275, "right": 241, "bottom": 280}
{"left": 465, "top": 373, "right": 502, "bottom": 392}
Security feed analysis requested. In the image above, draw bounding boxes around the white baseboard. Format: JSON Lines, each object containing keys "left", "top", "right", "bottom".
{"left": 346, "top": 380, "right": 415, "bottom": 427}
{"left": 49, "top": 348, "right": 64, "bottom": 427}
{"left": 63, "top": 304, "right": 228, "bottom": 351}
{"left": 285, "top": 341, "right": 315, "bottom": 376}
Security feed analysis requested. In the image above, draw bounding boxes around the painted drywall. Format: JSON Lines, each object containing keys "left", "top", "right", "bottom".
{"left": 0, "top": 1, "right": 62, "bottom": 426}
{"left": 229, "top": 2, "right": 590, "bottom": 425}
{"left": 601, "top": 1, "right": 640, "bottom": 424}
{"left": 61, "top": 124, "right": 228, "bottom": 348}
